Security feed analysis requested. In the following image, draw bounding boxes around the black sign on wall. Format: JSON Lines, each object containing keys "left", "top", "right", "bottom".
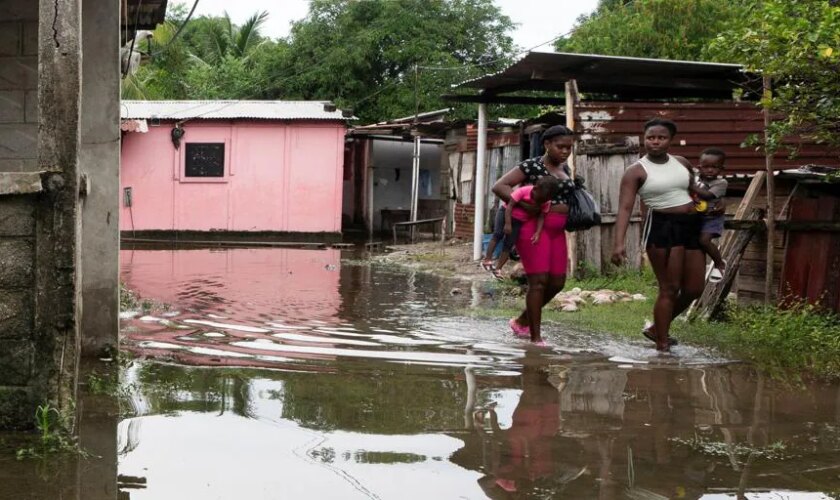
{"left": 185, "top": 143, "right": 225, "bottom": 177}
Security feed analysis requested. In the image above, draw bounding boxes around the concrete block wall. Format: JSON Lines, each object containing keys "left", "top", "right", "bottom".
{"left": 0, "top": 195, "right": 36, "bottom": 429}
{"left": 0, "top": 0, "right": 39, "bottom": 428}
{"left": 0, "top": 0, "right": 38, "bottom": 173}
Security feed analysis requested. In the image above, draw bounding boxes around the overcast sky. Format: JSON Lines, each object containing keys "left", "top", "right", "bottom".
{"left": 170, "top": 0, "right": 600, "bottom": 51}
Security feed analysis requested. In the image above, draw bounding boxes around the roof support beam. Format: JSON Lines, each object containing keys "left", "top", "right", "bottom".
{"left": 473, "top": 103, "right": 488, "bottom": 261}
{"left": 442, "top": 94, "right": 567, "bottom": 106}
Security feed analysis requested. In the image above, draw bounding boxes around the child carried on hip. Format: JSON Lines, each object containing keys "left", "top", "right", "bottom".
{"left": 692, "top": 147, "right": 728, "bottom": 282}
{"left": 505, "top": 176, "right": 561, "bottom": 247}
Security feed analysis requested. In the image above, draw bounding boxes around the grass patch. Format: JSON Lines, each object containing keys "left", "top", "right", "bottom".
{"left": 481, "top": 274, "right": 840, "bottom": 380}
{"left": 566, "top": 266, "right": 658, "bottom": 296}
{"left": 15, "top": 404, "right": 83, "bottom": 460}
{"left": 680, "top": 303, "right": 840, "bottom": 380}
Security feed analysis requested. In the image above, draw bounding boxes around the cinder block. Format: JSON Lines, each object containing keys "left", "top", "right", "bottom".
{"left": 24, "top": 89, "right": 36, "bottom": 122}
{"left": 0, "top": 56, "right": 37, "bottom": 90}
{"left": 0, "top": 240, "right": 34, "bottom": 286}
{"left": 0, "top": 123, "right": 37, "bottom": 159}
{"left": 0, "top": 90, "right": 24, "bottom": 122}
{"left": 0, "top": 386, "right": 33, "bottom": 430}
{"left": 0, "top": 290, "right": 33, "bottom": 339}
{"left": 0, "top": 22, "right": 21, "bottom": 57}
{"left": 0, "top": 339, "right": 32, "bottom": 386}
{"left": 0, "top": 1, "right": 38, "bottom": 22}
{"left": 22, "top": 22, "right": 36, "bottom": 56}
{"left": 0, "top": 195, "right": 34, "bottom": 235}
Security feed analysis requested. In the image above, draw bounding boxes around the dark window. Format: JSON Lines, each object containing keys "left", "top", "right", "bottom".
{"left": 185, "top": 143, "right": 225, "bottom": 177}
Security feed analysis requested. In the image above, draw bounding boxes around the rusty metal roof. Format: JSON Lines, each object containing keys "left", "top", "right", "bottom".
{"left": 453, "top": 51, "right": 760, "bottom": 100}
{"left": 125, "top": 0, "right": 168, "bottom": 30}
{"left": 121, "top": 100, "right": 352, "bottom": 121}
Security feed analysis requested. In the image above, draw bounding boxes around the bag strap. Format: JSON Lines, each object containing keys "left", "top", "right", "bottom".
{"left": 562, "top": 163, "right": 571, "bottom": 176}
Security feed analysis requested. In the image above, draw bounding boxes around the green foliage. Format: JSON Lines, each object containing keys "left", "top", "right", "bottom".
{"left": 120, "top": 281, "right": 139, "bottom": 311}
{"left": 568, "top": 265, "right": 657, "bottom": 296}
{"left": 687, "top": 302, "right": 840, "bottom": 380}
{"left": 276, "top": 0, "right": 516, "bottom": 123}
{"left": 15, "top": 405, "right": 79, "bottom": 460}
{"left": 707, "top": 0, "right": 840, "bottom": 149}
{"left": 126, "top": 1, "right": 518, "bottom": 123}
{"left": 555, "top": 0, "right": 747, "bottom": 61}
{"left": 669, "top": 435, "right": 792, "bottom": 463}
{"left": 126, "top": 9, "right": 276, "bottom": 100}
{"left": 478, "top": 269, "right": 840, "bottom": 380}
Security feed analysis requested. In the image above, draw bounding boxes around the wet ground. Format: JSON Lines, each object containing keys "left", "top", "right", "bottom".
{"left": 3, "top": 247, "right": 840, "bottom": 499}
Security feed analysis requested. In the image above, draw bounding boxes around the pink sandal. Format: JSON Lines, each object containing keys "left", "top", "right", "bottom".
{"left": 508, "top": 318, "right": 530, "bottom": 338}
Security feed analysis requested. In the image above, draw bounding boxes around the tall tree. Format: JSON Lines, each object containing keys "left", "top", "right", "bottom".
{"left": 555, "top": 0, "right": 746, "bottom": 61}
{"left": 269, "top": 0, "right": 516, "bottom": 123}
{"left": 187, "top": 11, "right": 269, "bottom": 65}
{"left": 123, "top": 8, "right": 277, "bottom": 100}
{"left": 708, "top": 0, "right": 840, "bottom": 150}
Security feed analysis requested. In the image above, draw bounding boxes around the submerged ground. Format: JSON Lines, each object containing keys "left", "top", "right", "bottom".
{"left": 2, "top": 246, "right": 840, "bottom": 499}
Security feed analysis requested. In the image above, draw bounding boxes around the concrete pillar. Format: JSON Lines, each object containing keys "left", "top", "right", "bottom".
{"left": 80, "top": 0, "right": 121, "bottom": 356}
{"left": 34, "top": 0, "right": 83, "bottom": 424}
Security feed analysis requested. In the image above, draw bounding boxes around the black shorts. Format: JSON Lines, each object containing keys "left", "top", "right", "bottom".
{"left": 646, "top": 212, "right": 702, "bottom": 250}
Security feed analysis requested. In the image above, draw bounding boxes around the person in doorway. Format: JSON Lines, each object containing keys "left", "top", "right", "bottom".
{"left": 611, "top": 118, "right": 706, "bottom": 352}
{"left": 692, "top": 148, "right": 729, "bottom": 282}
{"left": 492, "top": 125, "right": 576, "bottom": 345}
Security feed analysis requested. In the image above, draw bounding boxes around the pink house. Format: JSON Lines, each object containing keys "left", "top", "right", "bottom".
{"left": 120, "top": 100, "right": 349, "bottom": 238}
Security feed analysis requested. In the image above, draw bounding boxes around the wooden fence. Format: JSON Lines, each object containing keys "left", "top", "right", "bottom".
{"left": 573, "top": 137, "right": 644, "bottom": 275}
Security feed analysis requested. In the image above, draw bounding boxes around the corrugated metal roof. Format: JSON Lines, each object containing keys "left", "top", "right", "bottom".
{"left": 121, "top": 100, "right": 351, "bottom": 121}
{"left": 452, "top": 51, "right": 760, "bottom": 100}
{"left": 125, "top": 0, "right": 168, "bottom": 30}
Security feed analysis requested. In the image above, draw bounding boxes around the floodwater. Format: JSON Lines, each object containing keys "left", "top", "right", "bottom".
{"left": 4, "top": 247, "right": 840, "bottom": 500}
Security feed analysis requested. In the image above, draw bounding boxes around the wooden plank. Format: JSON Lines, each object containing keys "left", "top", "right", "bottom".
{"left": 690, "top": 209, "right": 762, "bottom": 321}
{"left": 738, "top": 276, "right": 782, "bottom": 294}
{"left": 715, "top": 171, "right": 765, "bottom": 263}
{"left": 573, "top": 138, "right": 643, "bottom": 275}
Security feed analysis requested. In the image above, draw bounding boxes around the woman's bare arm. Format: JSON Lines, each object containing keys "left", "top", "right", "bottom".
{"left": 611, "top": 164, "right": 644, "bottom": 265}
{"left": 492, "top": 167, "right": 527, "bottom": 204}
{"left": 492, "top": 167, "right": 539, "bottom": 214}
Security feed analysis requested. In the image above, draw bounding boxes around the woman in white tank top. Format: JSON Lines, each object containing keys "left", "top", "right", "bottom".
{"left": 610, "top": 118, "right": 706, "bottom": 353}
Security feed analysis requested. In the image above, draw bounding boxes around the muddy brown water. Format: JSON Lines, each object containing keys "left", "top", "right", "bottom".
{"left": 2, "top": 247, "right": 840, "bottom": 499}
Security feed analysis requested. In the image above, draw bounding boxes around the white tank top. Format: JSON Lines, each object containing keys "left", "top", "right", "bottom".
{"left": 637, "top": 154, "right": 693, "bottom": 210}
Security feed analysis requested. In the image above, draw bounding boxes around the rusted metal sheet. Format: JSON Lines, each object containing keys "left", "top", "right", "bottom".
{"left": 125, "top": 0, "right": 168, "bottom": 31}
{"left": 577, "top": 102, "right": 840, "bottom": 173}
{"left": 781, "top": 188, "right": 840, "bottom": 312}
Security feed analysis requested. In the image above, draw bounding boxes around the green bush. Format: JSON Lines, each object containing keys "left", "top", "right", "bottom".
{"left": 679, "top": 302, "right": 840, "bottom": 379}
{"left": 727, "top": 303, "right": 840, "bottom": 378}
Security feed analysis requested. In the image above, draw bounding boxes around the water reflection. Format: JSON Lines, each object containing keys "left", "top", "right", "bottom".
{"left": 0, "top": 364, "right": 120, "bottom": 500}
{"left": 108, "top": 357, "right": 840, "bottom": 499}
{"left": 7, "top": 247, "right": 840, "bottom": 499}
{"left": 115, "top": 248, "right": 840, "bottom": 499}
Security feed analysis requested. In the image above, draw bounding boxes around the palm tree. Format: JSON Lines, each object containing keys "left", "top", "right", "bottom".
{"left": 193, "top": 11, "right": 269, "bottom": 66}
{"left": 120, "top": 11, "right": 270, "bottom": 100}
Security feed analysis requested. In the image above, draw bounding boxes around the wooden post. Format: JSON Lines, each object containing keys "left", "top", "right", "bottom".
{"left": 565, "top": 79, "right": 579, "bottom": 275}
{"left": 763, "top": 76, "right": 776, "bottom": 305}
